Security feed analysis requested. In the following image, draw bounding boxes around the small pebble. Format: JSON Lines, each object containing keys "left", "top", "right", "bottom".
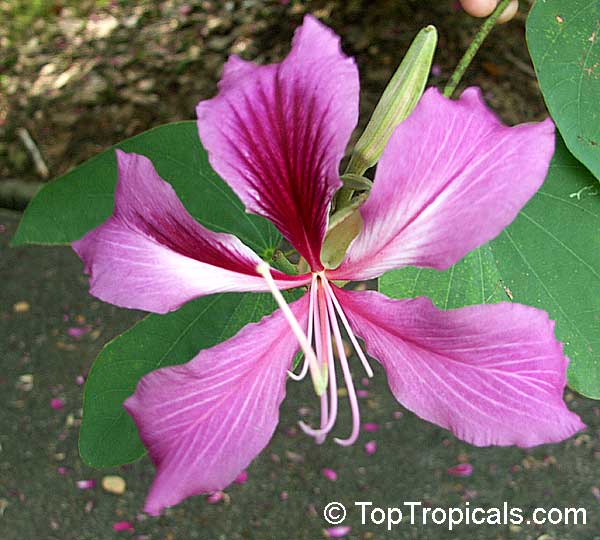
{"left": 101, "top": 475, "right": 126, "bottom": 495}
{"left": 13, "top": 301, "right": 30, "bottom": 313}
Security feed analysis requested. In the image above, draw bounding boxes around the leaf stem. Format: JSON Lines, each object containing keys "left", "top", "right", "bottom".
{"left": 443, "top": 0, "right": 512, "bottom": 98}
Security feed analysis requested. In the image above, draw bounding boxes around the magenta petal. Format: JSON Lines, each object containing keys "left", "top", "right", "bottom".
{"left": 335, "top": 288, "right": 585, "bottom": 447}
{"left": 325, "top": 526, "right": 352, "bottom": 538}
{"left": 124, "top": 293, "right": 309, "bottom": 515}
{"left": 73, "top": 150, "right": 307, "bottom": 313}
{"left": 331, "top": 87, "right": 555, "bottom": 280}
{"left": 197, "top": 15, "right": 359, "bottom": 269}
{"left": 447, "top": 463, "right": 473, "bottom": 477}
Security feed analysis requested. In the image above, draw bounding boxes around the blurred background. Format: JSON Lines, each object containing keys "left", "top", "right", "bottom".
{"left": 1, "top": 0, "right": 543, "bottom": 196}
{"left": 3, "top": 2, "right": 598, "bottom": 540}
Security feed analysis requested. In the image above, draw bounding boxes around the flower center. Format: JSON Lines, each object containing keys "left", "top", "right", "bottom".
{"left": 256, "top": 262, "right": 372, "bottom": 446}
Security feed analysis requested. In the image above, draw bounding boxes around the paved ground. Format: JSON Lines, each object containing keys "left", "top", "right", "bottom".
{"left": 2, "top": 208, "right": 600, "bottom": 540}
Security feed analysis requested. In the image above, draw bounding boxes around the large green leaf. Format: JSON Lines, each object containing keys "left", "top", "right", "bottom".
{"left": 12, "top": 121, "right": 279, "bottom": 254}
{"left": 527, "top": 0, "right": 600, "bottom": 181}
{"left": 380, "top": 137, "right": 600, "bottom": 398}
{"left": 80, "top": 292, "right": 293, "bottom": 468}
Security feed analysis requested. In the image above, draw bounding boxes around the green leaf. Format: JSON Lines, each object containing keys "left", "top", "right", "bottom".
{"left": 80, "top": 292, "right": 295, "bottom": 468}
{"left": 380, "top": 137, "right": 600, "bottom": 398}
{"left": 12, "top": 121, "right": 279, "bottom": 254}
{"left": 527, "top": 0, "right": 600, "bottom": 181}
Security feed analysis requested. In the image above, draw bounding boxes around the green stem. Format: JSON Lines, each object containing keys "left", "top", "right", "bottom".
{"left": 443, "top": 0, "right": 512, "bottom": 98}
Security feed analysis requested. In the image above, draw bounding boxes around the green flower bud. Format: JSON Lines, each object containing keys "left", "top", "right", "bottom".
{"left": 346, "top": 25, "right": 438, "bottom": 176}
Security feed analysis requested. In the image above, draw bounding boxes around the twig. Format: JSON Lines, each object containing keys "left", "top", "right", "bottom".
{"left": 444, "top": 0, "right": 513, "bottom": 98}
{"left": 16, "top": 128, "right": 49, "bottom": 179}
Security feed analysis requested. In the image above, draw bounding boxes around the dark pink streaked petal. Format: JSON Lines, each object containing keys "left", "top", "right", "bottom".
{"left": 335, "top": 287, "right": 584, "bottom": 447}
{"left": 73, "top": 150, "right": 307, "bottom": 314}
{"left": 197, "top": 15, "right": 359, "bottom": 269}
{"left": 330, "top": 87, "right": 555, "bottom": 280}
{"left": 124, "top": 294, "right": 309, "bottom": 515}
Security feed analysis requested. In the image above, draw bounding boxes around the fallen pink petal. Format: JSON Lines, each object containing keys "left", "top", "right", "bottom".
{"left": 67, "top": 326, "right": 91, "bottom": 338}
{"left": 325, "top": 526, "right": 352, "bottom": 538}
{"left": 364, "top": 441, "right": 377, "bottom": 455}
{"left": 76, "top": 479, "right": 96, "bottom": 490}
{"left": 321, "top": 468, "right": 338, "bottom": 481}
{"left": 356, "top": 389, "right": 369, "bottom": 398}
{"left": 234, "top": 471, "right": 248, "bottom": 484}
{"left": 447, "top": 463, "right": 474, "bottom": 477}
{"left": 362, "top": 423, "right": 379, "bottom": 432}
{"left": 50, "top": 398, "right": 64, "bottom": 410}
{"left": 206, "top": 491, "right": 224, "bottom": 504}
{"left": 112, "top": 521, "right": 135, "bottom": 532}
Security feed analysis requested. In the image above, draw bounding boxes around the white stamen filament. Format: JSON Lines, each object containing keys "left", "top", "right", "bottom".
{"left": 299, "top": 282, "right": 338, "bottom": 442}
{"left": 286, "top": 274, "right": 317, "bottom": 381}
{"left": 322, "top": 278, "right": 374, "bottom": 378}
{"left": 257, "top": 262, "right": 372, "bottom": 446}
{"left": 324, "top": 286, "right": 361, "bottom": 446}
{"left": 256, "top": 262, "right": 325, "bottom": 395}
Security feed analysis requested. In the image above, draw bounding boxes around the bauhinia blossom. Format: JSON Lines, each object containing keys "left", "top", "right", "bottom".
{"left": 73, "top": 15, "right": 584, "bottom": 515}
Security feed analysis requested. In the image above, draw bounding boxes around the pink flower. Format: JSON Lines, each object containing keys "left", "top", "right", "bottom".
{"left": 72, "top": 16, "right": 583, "bottom": 516}
{"left": 362, "top": 423, "right": 379, "bottom": 432}
{"left": 447, "top": 463, "right": 474, "bottom": 477}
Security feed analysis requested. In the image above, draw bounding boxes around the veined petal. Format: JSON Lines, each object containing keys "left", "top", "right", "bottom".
{"left": 73, "top": 150, "right": 307, "bottom": 314}
{"left": 197, "top": 15, "right": 359, "bottom": 270}
{"left": 124, "top": 293, "right": 309, "bottom": 515}
{"left": 330, "top": 87, "right": 555, "bottom": 280}
{"left": 336, "top": 287, "right": 584, "bottom": 447}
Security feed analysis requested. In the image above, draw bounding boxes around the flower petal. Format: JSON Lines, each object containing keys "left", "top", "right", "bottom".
{"left": 124, "top": 293, "right": 309, "bottom": 515}
{"left": 335, "top": 287, "right": 584, "bottom": 447}
{"left": 330, "top": 87, "right": 555, "bottom": 280}
{"left": 197, "top": 15, "right": 359, "bottom": 269}
{"left": 73, "top": 150, "right": 307, "bottom": 313}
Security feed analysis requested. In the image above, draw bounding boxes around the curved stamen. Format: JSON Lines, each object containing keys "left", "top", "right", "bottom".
{"left": 256, "top": 262, "right": 326, "bottom": 395}
{"left": 299, "top": 279, "right": 339, "bottom": 441}
{"left": 287, "top": 274, "right": 318, "bottom": 381}
{"left": 322, "top": 279, "right": 374, "bottom": 378}
{"left": 323, "top": 283, "right": 361, "bottom": 446}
